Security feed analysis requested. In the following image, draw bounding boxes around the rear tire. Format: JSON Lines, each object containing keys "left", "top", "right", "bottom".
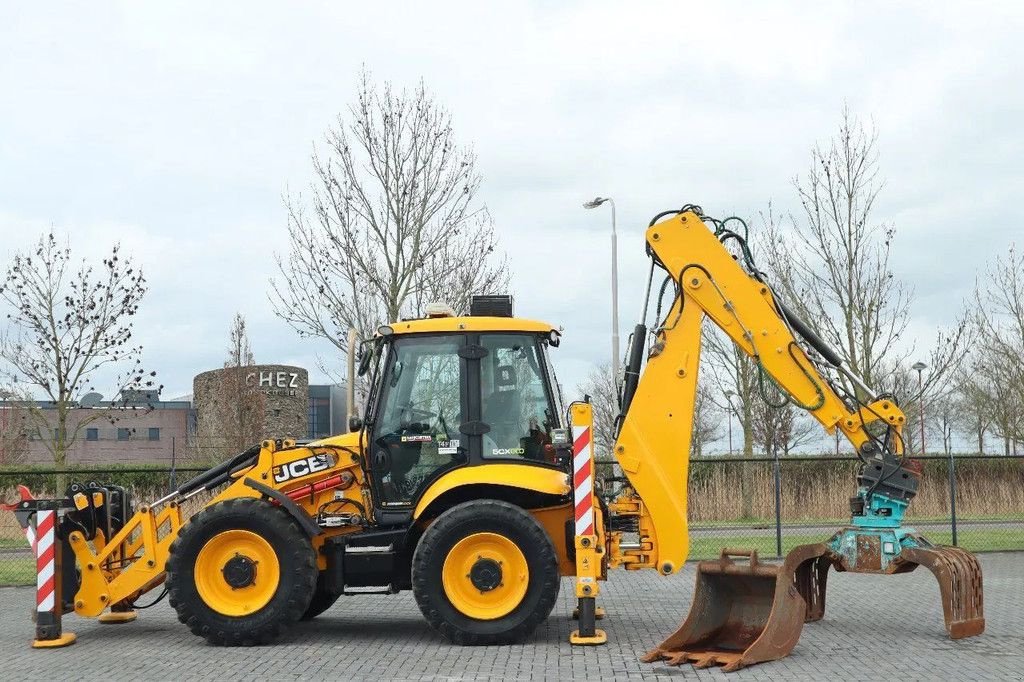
{"left": 412, "top": 499, "right": 559, "bottom": 645}
{"left": 301, "top": 573, "right": 340, "bottom": 620}
{"left": 167, "top": 498, "right": 317, "bottom": 646}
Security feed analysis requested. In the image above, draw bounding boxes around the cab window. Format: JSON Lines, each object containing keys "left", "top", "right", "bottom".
{"left": 371, "top": 336, "right": 466, "bottom": 505}
{"left": 480, "top": 334, "right": 556, "bottom": 461}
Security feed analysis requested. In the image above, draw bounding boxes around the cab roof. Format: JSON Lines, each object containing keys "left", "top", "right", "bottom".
{"left": 384, "top": 316, "right": 557, "bottom": 336}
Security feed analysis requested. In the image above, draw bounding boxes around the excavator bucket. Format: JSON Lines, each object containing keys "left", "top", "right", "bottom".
{"left": 641, "top": 549, "right": 807, "bottom": 672}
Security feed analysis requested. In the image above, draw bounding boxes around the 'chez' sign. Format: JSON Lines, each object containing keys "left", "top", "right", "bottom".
{"left": 245, "top": 371, "right": 302, "bottom": 396}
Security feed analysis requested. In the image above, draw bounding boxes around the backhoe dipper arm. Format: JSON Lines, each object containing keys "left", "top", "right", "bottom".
{"left": 611, "top": 210, "right": 907, "bottom": 574}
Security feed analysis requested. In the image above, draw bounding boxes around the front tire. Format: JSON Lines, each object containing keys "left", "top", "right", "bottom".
{"left": 301, "top": 573, "right": 340, "bottom": 620}
{"left": 167, "top": 498, "right": 317, "bottom": 646}
{"left": 412, "top": 500, "right": 559, "bottom": 645}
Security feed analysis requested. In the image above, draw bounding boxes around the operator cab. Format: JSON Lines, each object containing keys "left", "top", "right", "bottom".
{"left": 360, "top": 296, "right": 566, "bottom": 512}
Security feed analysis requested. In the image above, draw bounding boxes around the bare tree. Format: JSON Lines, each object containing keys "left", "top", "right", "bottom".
{"left": 750, "top": 398, "right": 816, "bottom": 457}
{"left": 967, "top": 245, "right": 1024, "bottom": 453}
{"left": 703, "top": 325, "right": 758, "bottom": 517}
{"left": 759, "top": 111, "right": 967, "bottom": 399}
{"left": 271, "top": 69, "right": 509, "bottom": 349}
{"left": 955, "top": 369, "right": 995, "bottom": 454}
{"left": 0, "top": 234, "right": 156, "bottom": 467}
{"left": 228, "top": 313, "right": 255, "bottom": 367}
{"left": 759, "top": 110, "right": 910, "bottom": 388}
{"left": 689, "top": 381, "right": 722, "bottom": 458}
{"left": 193, "top": 314, "right": 265, "bottom": 463}
{"left": 0, "top": 388, "right": 30, "bottom": 465}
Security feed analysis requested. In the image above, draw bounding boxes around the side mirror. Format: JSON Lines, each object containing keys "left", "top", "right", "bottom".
{"left": 357, "top": 344, "right": 374, "bottom": 376}
{"left": 348, "top": 415, "right": 363, "bottom": 432}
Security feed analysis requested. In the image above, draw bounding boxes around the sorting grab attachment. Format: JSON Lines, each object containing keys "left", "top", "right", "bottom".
{"left": 790, "top": 539, "right": 985, "bottom": 640}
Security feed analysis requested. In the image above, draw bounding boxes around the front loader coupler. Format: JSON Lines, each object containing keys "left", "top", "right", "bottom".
{"left": 641, "top": 548, "right": 807, "bottom": 672}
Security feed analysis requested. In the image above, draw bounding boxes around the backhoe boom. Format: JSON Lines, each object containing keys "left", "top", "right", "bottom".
{"left": 611, "top": 210, "right": 907, "bottom": 574}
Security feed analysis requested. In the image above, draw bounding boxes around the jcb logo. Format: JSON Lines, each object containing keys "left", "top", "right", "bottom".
{"left": 273, "top": 453, "right": 335, "bottom": 484}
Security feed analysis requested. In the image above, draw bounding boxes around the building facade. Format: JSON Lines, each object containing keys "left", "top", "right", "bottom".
{"left": 4, "top": 366, "right": 348, "bottom": 467}
{"left": 9, "top": 394, "right": 192, "bottom": 466}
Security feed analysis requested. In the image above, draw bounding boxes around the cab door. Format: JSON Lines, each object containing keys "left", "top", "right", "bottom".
{"left": 369, "top": 335, "right": 469, "bottom": 508}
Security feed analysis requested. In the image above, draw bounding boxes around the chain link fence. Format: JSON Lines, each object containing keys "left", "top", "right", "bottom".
{"left": 2, "top": 454, "right": 1022, "bottom": 585}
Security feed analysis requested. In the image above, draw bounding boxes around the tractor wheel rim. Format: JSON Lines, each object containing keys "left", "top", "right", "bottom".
{"left": 441, "top": 532, "right": 529, "bottom": 620}
{"left": 194, "top": 529, "right": 280, "bottom": 616}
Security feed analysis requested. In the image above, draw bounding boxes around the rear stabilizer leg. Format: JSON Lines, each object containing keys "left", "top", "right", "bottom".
{"left": 30, "top": 507, "right": 76, "bottom": 648}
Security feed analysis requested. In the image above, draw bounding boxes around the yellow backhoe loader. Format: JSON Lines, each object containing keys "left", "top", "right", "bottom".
{"left": 4, "top": 205, "right": 983, "bottom": 670}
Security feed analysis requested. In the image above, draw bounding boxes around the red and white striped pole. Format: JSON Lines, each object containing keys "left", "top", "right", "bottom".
{"left": 569, "top": 401, "right": 606, "bottom": 646}
{"left": 572, "top": 422, "right": 595, "bottom": 538}
{"left": 31, "top": 506, "right": 76, "bottom": 648}
{"left": 35, "top": 510, "right": 57, "bottom": 614}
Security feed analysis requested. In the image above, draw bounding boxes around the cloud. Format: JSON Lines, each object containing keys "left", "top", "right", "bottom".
{"left": 1, "top": 1, "right": 1021, "bottom": 409}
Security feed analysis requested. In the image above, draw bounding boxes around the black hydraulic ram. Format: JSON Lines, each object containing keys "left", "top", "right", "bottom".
{"left": 617, "top": 323, "right": 647, "bottom": 426}
{"left": 776, "top": 301, "right": 843, "bottom": 368}
{"left": 174, "top": 444, "right": 261, "bottom": 497}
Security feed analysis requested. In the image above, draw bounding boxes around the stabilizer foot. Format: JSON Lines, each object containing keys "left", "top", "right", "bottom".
{"left": 569, "top": 628, "right": 607, "bottom": 645}
{"left": 99, "top": 610, "right": 137, "bottom": 624}
{"left": 32, "top": 632, "right": 76, "bottom": 648}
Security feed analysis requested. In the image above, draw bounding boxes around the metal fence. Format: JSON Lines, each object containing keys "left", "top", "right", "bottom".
{"left": 2, "top": 454, "right": 1022, "bottom": 585}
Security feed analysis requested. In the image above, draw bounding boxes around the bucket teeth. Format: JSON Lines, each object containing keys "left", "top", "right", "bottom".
{"left": 663, "top": 651, "right": 691, "bottom": 666}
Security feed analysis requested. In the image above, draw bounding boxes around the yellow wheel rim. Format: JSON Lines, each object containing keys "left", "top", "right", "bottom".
{"left": 194, "top": 529, "right": 280, "bottom": 617}
{"left": 441, "top": 532, "right": 529, "bottom": 620}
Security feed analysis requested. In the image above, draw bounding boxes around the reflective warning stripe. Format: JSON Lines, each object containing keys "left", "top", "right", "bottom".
{"left": 572, "top": 425, "right": 594, "bottom": 536}
{"left": 24, "top": 524, "right": 36, "bottom": 554}
{"left": 35, "top": 510, "right": 56, "bottom": 612}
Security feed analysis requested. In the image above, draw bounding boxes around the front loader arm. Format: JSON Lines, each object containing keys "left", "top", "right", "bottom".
{"left": 612, "top": 210, "right": 907, "bottom": 573}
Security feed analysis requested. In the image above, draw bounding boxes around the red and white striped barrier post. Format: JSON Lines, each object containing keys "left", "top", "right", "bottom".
{"left": 573, "top": 422, "right": 595, "bottom": 538}
{"left": 569, "top": 402, "right": 606, "bottom": 646}
{"left": 31, "top": 505, "right": 76, "bottom": 648}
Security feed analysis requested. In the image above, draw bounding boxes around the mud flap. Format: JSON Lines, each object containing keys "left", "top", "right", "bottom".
{"left": 641, "top": 549, "right": 807, "bottom": 672}
{"left": 791, "top": 542, "right": 985, "bottom": 639}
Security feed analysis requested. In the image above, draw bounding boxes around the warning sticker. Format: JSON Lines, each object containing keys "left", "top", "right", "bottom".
{"left": 401, "top": 435, "right": 433, "bottom": 443}
{"left": 438, "top": 439, "right": 460, "bottom": 455}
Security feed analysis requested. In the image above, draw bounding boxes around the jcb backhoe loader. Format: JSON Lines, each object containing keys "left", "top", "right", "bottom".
{"left": 4, "top": 206, "right": 983, "bottom": 671}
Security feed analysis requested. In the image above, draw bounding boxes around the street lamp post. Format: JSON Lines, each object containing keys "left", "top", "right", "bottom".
{"left": 583, "top": 197, "right": 619, "bottom": 389}
{"left": 912, "top": 361, "right": 927, "bottom": 455}
{"left": 724, "top": 390, "right": 735, "bottom": 456}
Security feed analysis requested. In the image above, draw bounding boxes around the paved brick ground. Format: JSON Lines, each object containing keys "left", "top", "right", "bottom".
{"left": 1, "top": 552, "right": 1020, "bottom": 681}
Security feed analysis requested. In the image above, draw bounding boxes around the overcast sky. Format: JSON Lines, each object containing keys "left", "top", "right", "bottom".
{"left": 1, "top": 2, "right": 1022, "bottom": 409}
